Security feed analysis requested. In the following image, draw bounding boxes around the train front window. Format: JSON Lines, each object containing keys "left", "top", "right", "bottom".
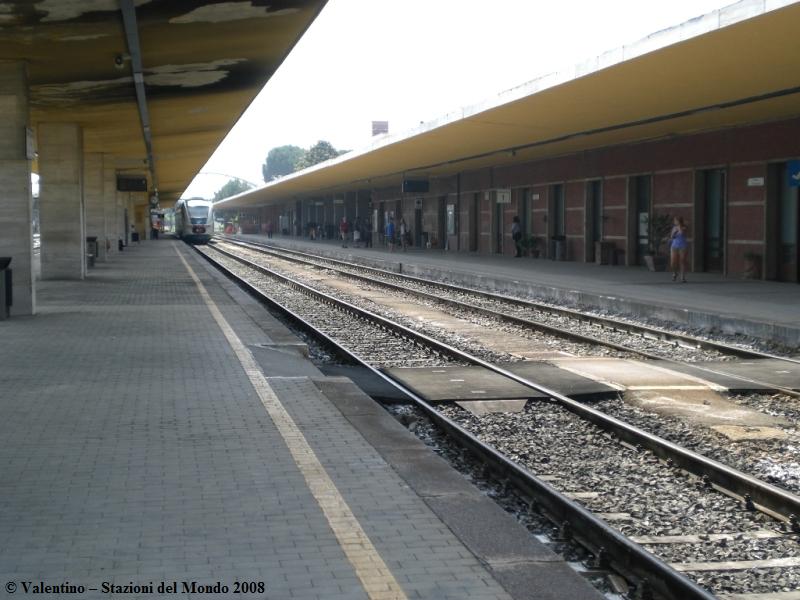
{"left": 188, "top": 206, "right": 209, "bottom": 221}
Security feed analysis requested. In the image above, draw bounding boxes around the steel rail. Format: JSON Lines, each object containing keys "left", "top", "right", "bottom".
{"left": 194, "top": 243, "right": 718, "bottom": 600}
{"left": 220, "top": 235, "right": 799, "bottom": 363}
{"left": 217, "top": 236, "right": 800, "bottom": 399}
{"left": 204, "top": 242, "right": 800, "bottom": 520}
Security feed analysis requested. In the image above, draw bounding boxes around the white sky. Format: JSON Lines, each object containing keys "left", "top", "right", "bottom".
{"left": 181, "top": 0, "right": 736, "bottom": 199}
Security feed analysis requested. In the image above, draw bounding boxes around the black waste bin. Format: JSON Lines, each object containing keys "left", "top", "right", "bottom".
{"left": 86, "top": 236, "right": 98, "bottom": 268}
{"left": 0, "top": 257, "right": 11, "bottom": 320}
{"left": 550, "top": 235, "right": 566, "bottom": 261}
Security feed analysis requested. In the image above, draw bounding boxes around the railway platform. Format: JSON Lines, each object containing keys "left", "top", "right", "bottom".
{"left": 0, "top": 239, "right": 602, "bottom": 600}
{"left": 234, "top": 235, "right": 800, "bottom": 349}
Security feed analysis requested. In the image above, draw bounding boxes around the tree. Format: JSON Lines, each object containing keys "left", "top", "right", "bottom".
{"left": 294, "top": 140, "right": 341, "bottom": 171}
{"left": 262, "top": 144, "right": 304, "bottom": 182}
{"left": 213, "top": 178, "right": 252, "bottom": 202}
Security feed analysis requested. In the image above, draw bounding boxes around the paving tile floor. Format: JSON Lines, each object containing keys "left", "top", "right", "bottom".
{"left": 0, "top": 240, "right": 512, "bottom": 600}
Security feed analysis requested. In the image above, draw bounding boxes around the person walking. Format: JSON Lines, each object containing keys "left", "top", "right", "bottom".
{"left": 669, "top": 216, "right": 689, "bottom": 283}
{"left": 511, "top": 216, "right": 522, "bottom": 257}
{"left": 385, "top": 217, "right": 396, "bottom": 252}
{"left": 339, "top": 216, "right": 349, "bottom": 248}
{"left": 399, "top": 217, "right": 408, "bottom": 252}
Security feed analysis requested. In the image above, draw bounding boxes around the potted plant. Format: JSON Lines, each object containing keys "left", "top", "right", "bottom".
{"left": 520, "top": 235, "right": 541, "bottom": 258}
{"left": 643, "top": 212, "right": 673, "bottom": 271}
{"left": 743, "top": 251, "right": 762, "bottom": 280}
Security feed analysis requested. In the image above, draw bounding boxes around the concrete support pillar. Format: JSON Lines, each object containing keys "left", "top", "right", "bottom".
{"left": 39, "top": 122, "right": 85, "bottom": 279}
{"left": 0, "top": 61, "right": 35, "bottom": 315}
{"left": 103, "top": 157, "right": 117, "bottom": 255}
{"left": 118, "top": 192, "right": 128, "bottom": 245}
{"left": 83, "top": 152, "right": 107, "bottom": 261}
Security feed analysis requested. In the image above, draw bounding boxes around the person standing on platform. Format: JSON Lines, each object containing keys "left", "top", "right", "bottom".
{"left": 511, "top": 216, "right": 522, "bottom": 257}
{"left": 340, "top": 216, "right": 349, "bottom": 248}
{"left": 670, "top": 216, "right": 689, "bottom": 283}
{"left": 365, "top": 217, "right": 373, "bottom": 248}
{"left": 399, "top": 217, "right": 408, "bottom": 252}
{"left": 265, "top": 220, "right": 273, "bottom": 239}
{"left": 385, "top": 217, "right": 396, "bottom": 252}
{"left": 353, "top": 217, "right": 362, "bottom": 247}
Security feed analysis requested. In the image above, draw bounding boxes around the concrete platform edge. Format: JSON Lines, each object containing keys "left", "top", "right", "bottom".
{"left": 313, "top": 377, "right": 604, "bottom": 600}
{"left": 248, "top": 236, "right": 800, "bottom": 347}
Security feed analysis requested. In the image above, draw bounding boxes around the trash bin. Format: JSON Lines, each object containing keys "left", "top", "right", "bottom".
{"left": 595, "top": 241, "right": 614, "bottom": 265}
{"left": 0, "top": 257, "right": 11, "bottom": 320}
{"left": 86, "top": 236, "right": 98, "bottom": 268}
{"left": 550, "top": 235, "right": 566, "bottom": 261}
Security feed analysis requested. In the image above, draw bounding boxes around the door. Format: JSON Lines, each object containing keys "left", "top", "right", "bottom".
{"left": 438, "top": 196, "right": 446, "bottom": 248}
{"left": 470, "top": 194, "right": 479, "bottom": 251}
{"left": 703, "top": 169, "right": 726, "bottom": 272}
{"left": 775, "top": 163, "right": 799, "bottom": 282}
{"left": 586, "top": 180, "right": 602, "bottom": 262}
{"left": 520, "top": 189, "right": 530, "bottom": 238}
{"left": 494, "top": 200, "right": 503, "bottom": 254}
{"left": 634, "top": 176, "right": 651, "bottom": 266}
{"left": 412, "top": 203, "right": 421, "bottom": 248}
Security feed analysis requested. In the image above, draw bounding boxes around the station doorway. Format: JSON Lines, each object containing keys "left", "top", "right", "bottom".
{"left": 438, "top": 196, "right": 446, "bottom": 249}
{"left": 586, "top": 180, "right": 602, "bottom": 262}
{"left": 768, "top": 162, "right": 799, "bottom": 282}
{"left": 470, "top": 194, "right": 479, "bottom": 252}
{"left": 494, "top": 200, "right": 503, "bottom": 254}
{"left": 699, "top": 169, "right": 726, "bottom": 272}
{"left": 414, "top": 201, "right": 423, "bottom": 248}
{"left": 520, "top": 188, "right": 530, "bottom": 239}
{"left": 631, "top": 175, "right": 651, "bottom": 266}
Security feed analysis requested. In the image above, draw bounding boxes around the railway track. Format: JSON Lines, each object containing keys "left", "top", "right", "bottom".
{"left": 195, "top": 242, "right": 800, "bottom": 600}
{"left": 216, "top": 236, "right": 800, "bottom": 394}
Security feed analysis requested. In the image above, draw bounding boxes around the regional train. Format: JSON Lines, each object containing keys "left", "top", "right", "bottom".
{"left": 174, "top": 198, "right": 213, "bottom": 244}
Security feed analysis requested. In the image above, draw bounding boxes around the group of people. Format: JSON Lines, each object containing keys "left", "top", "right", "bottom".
{"left": 382, "top": 216, "right": 410, "bottom": 252}
{"left": 334, "top": 217, "right": 372, "bottom": 248}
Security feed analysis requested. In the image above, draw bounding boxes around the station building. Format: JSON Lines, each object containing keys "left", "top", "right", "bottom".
{"left": 219, "top": 0, "right": 800, "bottom": 283}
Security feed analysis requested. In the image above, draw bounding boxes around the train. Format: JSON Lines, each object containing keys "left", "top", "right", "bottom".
{"left": 174, "top": 198, "right": 213, "bottom": 244}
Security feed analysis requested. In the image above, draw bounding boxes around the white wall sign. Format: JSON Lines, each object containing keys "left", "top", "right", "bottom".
{"left": 747, "top": 177, "right": 764, "bottom": 187}
{"left": 532, "top": 193, "right": 540, "bottom": 200}
{"left": 496, "top": 189, "right": 511, "bottom": 204}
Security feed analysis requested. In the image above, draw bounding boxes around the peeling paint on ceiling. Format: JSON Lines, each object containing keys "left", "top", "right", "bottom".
{"left": 147, "top": 58, "right": 246, "bottom": 88}
{"left": 56, "top": 33, "right": 111, "bottom": 41}
{"left": 36, "top": 0, "right": 152, "bottom": 23}
{"left": 32, "top": 76, "right": 133, "bottom": 106}
{"left": 169, "top": 2, "right": 299, "bottom": 24}
{"left": 30, "top": 58, "right": 249, "bottom": 105}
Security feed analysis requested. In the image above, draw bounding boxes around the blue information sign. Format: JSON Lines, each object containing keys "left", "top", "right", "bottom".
{"left": 788, "top": 160, "right": 800, "bottom": 188}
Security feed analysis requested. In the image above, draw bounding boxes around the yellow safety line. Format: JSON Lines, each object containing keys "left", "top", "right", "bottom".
{"left": 176, "top": 247, "right": 407, "bottom": 600}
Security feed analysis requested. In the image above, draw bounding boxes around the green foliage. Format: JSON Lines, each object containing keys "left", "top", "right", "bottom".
{"left": 262, "top": 145, "right": 305, "bottom": 182}
{"left": 294, "top": 140, "right": 341, "bottom": 171}
{"left": 213, "top": 178, "right": 253, "bottom": 202}
{"left": 519, "top": 235, "right": 541, "bottom": 256}
{"left": 646, "top": 212, "right": 674, "bottom": 255}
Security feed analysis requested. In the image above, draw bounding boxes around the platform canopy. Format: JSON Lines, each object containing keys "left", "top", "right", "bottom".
{"left": 218, "top": 0, "right": 800, "bottom": 209}
{"left": 0, "top": 0, "right": 327, "bottom": 203}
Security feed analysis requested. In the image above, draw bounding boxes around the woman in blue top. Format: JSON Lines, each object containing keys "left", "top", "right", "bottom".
{"left": 670, "top": 216, "right": 689, "bottom": 283}
{"left": 385, "top": 217, "right": 396, "bottom": 253}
